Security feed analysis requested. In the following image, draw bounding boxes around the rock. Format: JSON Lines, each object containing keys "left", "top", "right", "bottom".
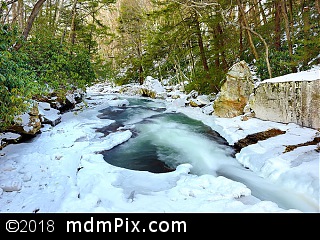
{"left": 48, "top": 90, "right": 85, "bottom": 112}
{"left": 202, "top": 103, "right": 214, "bottom": 115}
{"left": 241, "top": 112, "right": 255, "bottom": 121}
{"left": 0, "top": 132, "right": 22, "bottom": 149}
{"left": 22, "top": 173, "right": 32, "bottom": 182}
{"left": 140, "top": 76, "right": 167, "bottom": 99}
{"left": 0, "top": 180, "right": 22, "bottom": 192}
{"left": 8, "top": 101, "right": 41, "bottom": 135}
{"left": 233, "top": 129, "right": 286, "bottom": 153}
{"left": 213, "top": 61, "right": 254, "bottom": 118}
{"left": 187, "top": 90, "right": 198, "bottom": 99}
{"left": 38, "top": 102, "right": 62, "bottom": 126}
{"left": 197, "top": 95, "right": 211, "bottom": 105}
{"left": 250, "top": 75, "right": 320, "bottom": 129}
{"left": 171, "top": 94, "right": 181, "bottom": 99}
{"left": 165, "top": 86, "right": 174, "bottom": 92}
{"left": 189, "top": 99, "right": 201, "bottom": 107}
{"left": 119, "top": 84, "right": 142, "bottom": 96}
{"left": 140, "top": 88, "right": 157, "bottom": 98}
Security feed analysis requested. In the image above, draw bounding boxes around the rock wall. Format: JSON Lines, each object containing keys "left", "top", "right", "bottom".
{"left": 250, "top": 79, "right": 320, "bottom": 129}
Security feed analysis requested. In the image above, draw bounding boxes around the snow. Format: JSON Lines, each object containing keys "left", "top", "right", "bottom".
{"left": 261, "top": 65, "right": 320, "bottom": 83}
{"left": 38, "top": 102, "right": 61, "bottom": 126}
{"left": 0, "top": 132, "right": 21, "bottom": 142}
{"left": 0, "top": 77, "right": 319, "bottom": 213}
{"left": 143, "top": 76, "right": 165, "bottom": 93}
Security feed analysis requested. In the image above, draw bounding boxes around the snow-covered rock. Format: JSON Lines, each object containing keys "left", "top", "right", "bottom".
{"left": 250, "top": 66, "right": 320, "bottom": 129}
{"left": 38, "top": 102, "right": 62, "bottom": 127}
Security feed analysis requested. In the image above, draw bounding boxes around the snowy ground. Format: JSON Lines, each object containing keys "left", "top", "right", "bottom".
{"left": 0, "top": 81, "right": 319, "bottom": 213}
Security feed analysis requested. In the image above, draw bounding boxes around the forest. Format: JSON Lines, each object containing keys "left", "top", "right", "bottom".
{"left": 0, "top": 0, "right": 319, "bottom": 131}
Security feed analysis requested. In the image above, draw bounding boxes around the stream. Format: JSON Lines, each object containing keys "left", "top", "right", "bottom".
{"left": 96, "top": 96, "right": 319, "bottom": 212}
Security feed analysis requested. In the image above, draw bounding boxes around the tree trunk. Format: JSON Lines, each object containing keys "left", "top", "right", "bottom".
{"left": 243, "top": 26, "right": 272, "bottom": 79}
{"left": 215, "top": 23, "right": 228, "bottom": 70}
{"left": 18, "top": 0, "right": 24, "bottom": 30}
{"left": 239, "top": 16, "right": 243, "bottom": 58}
{"left": 22, "top": 0, "right": 46, "bottom": 39}
{"left": 53, "top": 0, "right": 64, "bottom": 35}
{"left": 12, "top": 2, "right": 17, "bottom": 24}
{"left": 69, "top": 0, "right": 78, "bottom": 45}
{"left": 288, "top": 0, "right": 294, "bottom": 31}
{"left": 14, "top": 0, "right": 47, "bottom": 50}
{"left": 280, "top": 0, "right": 293, "bottom": 57}
{"left": 237, "top": 0, "right": 259, "bottom": 60}
{"left": 252, "top": 0, "right": 260, "bottom": 27}
{"left": 194, "top": 16, "right": 209, "bottom": 72}
{"left": 137, "top": 35, "right": 144, "bottom": 85}
{"left": 316, "top": 0, "right": 320, "bottom": 14}
{"left": 259, "top": 0, "right": 268, "bottom": 25}
{"left": 301, "top": 0, "right": 311, "bottom": 34}
{"left": 274, "top": 0, "right": 281, "bottom": 51}
{"left": 188, "top": 40, "right": 196, "bottom": 78}
{"left": 1, "top": 0, "right": 18, "bottom": 24}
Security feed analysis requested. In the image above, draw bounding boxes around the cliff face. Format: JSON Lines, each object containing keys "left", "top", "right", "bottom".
{"left": 250, "top": 79, "right": 320, "bottom": 129}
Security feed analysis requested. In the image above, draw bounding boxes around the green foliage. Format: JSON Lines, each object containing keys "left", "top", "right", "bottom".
{"left": 0, "top": 24, "right": 37, "bottom": 130}
{"left": 24, "top": 36, "right": 96, "bottom": 98}
{"left": 184, "top": 68, "right": 226, "bottom": 95}
{"left": 256, "top": 48, "right": 293, "bottom": 80}
{"left": 294, "top": 36, "right": 320, "bottom": 71}
{"left": 113, "top": 0, "right": 147, "bottom": 85}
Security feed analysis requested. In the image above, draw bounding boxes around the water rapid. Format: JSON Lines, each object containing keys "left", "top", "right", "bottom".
{"left": 97, "top": 96, "right": 319, "bottom": 212}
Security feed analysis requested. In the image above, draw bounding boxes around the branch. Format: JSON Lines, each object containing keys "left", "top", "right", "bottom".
{"left": 170, "top": 0, "right": 220, "bottom": 17}
{"left": 242, "top": 26, "right": 272, "bottom": 79}
{"left": 1, "top": 0, "right": 19, "bottom": 6}
{"left": 14, "top": 0, "right": 47, "bottom": 50}
{"left": 0, "top": 0, "right": 18, "bottom": 18}
{"left": 219, "top": 6, "right": 272, "bottom": 79}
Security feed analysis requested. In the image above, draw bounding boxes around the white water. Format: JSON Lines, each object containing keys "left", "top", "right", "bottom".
{"left": 101, "top": 97, "right": 319, "bottom": 212}
{"left": 139, "top": 118, "right": 319, "bottom": 212}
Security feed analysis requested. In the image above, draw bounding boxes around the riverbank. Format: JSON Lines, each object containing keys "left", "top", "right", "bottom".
{"left": 0, "top": 81, "right": 319, "bottom": 213}
{"left": 92, "top": 81, "right": 319, "bottom": 212}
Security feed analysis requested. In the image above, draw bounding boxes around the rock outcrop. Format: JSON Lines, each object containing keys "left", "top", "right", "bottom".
{"left": 250, "top": 76, "right": 320, "bottom": 129}
{"left": 213, "top": 61, "right": 255, "bottom": 118}
{"left": 8, "top": 101, "right": 42, "bottom": 135}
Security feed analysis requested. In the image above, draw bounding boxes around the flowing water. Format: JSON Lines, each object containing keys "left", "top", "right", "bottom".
{"left": 97, "top": 96, "right": 319, "bottom": 212}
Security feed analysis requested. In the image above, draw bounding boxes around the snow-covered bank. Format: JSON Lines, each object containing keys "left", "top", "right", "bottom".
{"left": 0, "top": 81, "right": 319, "bottom": 213}
{"left": 171, "top": 106, "right": 319, "bottom": 211}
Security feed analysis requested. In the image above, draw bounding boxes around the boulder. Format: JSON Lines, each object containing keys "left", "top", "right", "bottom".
{"left": 38, "top": 102, "right": 62, "bottom": 127}
{"left": 140, "top": 76, "right": 167, "bottom": 99}
{"left": 213, "top": 61, "right": 254, "bottom": 118}
{"left": 0, "top": 132, "right": 22, "bottom": 149}
{"left": 8, "top": 101, "right": 41, "bottom": 135}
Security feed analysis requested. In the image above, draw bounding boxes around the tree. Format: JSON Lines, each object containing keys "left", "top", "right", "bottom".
{"left": 115, "top": 0, "right": 149, "bottom": 85}
{"left": 14, "top": 0, "right": 47, "bottom": 50}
